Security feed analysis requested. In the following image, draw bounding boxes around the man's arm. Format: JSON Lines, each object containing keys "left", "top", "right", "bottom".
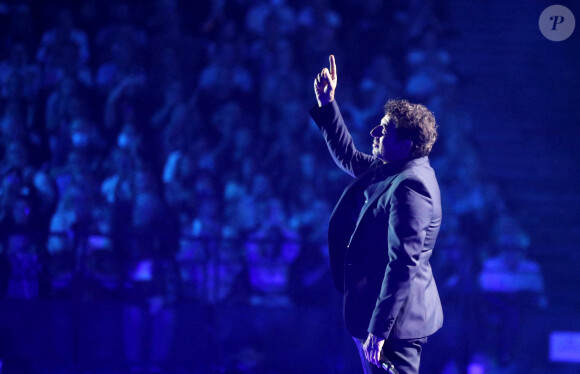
{"left": 368, "top": 178, "right": 434, "bottom": 339}
{"left": 309, "top": 55, "right": 374, "bottom": 177}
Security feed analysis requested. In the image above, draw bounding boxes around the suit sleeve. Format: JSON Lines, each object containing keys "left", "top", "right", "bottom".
{"left": 367, "top": 178, "right": 433, "bottom": 339}
{"left": 309, "top": 101, "right": 374, "bottom": 178}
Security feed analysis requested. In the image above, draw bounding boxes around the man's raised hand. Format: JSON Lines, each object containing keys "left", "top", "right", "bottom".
{"left": 314, "top": 55, "right": 337, "bottom": 107}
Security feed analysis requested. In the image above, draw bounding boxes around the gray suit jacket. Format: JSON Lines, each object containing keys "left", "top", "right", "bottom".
{"left": 310, "top": 101, "right": 443, "bottom": 340}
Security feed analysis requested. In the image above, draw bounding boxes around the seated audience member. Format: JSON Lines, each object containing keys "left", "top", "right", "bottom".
{"left": 94, "top": 8, "right": 147, "bottom": 92}
{"left": 245, "top": 198, "right": 299, "bottom": 307}
{"left": 477, "top": 214, "right": 546, "bottom": 368}
{"left": 288, "top": 198, "right": 333, "bottom": 307}
{"left": 115, "top": 189, "right": 179, "bottom": 371}
{"left": 36, "top": 8, "right": 91, "bottom": 88}
{"left": 0, "top": 193, "right": 47, "bottom": 299}
{"left": 176, "top": 191, "right": 245, "bottom": 304}
{"left": 0, "top": 43, "right": 41, "bottom": 106}
{"left": 47, "top": 182, "right": 95, "bottom": 294}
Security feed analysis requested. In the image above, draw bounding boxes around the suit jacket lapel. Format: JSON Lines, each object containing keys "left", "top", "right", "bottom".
{"left": 327, "top": 161, "right": 382, "bottom": 292}
{"left": 360, "top": 174, "right": 398, "bottom": 220}
{"left": 346, "top": 157, "right": 429, "bottom": 246}
{"left": 329, "top": 160, "right": 382, "bottom": 223}
{"left": 347, "top": 173, "right": 398, "bottom": 246}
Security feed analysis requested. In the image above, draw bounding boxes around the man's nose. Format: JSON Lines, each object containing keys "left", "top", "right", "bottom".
{"left": 370, "top": 125, "right": 382, "bottom": 138}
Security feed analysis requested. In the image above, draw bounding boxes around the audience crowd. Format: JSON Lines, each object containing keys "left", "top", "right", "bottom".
{"left": 0, "top": 0, "right": 546, "bottom": 372}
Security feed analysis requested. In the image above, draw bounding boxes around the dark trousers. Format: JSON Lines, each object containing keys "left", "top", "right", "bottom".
{"left": 353, "top": 336, "right": 427, "bottom": 374}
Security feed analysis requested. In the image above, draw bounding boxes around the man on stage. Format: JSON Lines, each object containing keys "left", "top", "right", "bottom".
{"left": 309, "top": 55, "right": 443, "bottom": 374}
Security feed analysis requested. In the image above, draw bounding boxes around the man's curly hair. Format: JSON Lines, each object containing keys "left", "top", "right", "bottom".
{"left": 384, "top": 100, "right": 438, "bottom": 157}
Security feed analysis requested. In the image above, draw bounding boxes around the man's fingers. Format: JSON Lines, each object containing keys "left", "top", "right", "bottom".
{"left": 321, "top": 68, "right": 330, "bottom": 82}
{"left": 314, "top": 76, "right": 326, "bottom": 90}
{"left": 364, "top": 344, "right": 377, "bottom": 366}
{"left": 372, "top": 350, "right": 380, "bottom": 367}
{"left": 364, "top": 346, "right": 380, "bottom": 367}
{"left": 329, "top": 55, "right": 336, "bottom": 80}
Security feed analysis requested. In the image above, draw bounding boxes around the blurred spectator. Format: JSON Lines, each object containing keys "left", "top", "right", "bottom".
{"left": 151, "top": 80, "right": 185, "bottom": 131}
{"left": 440, "top": 149, "right": 505, "bottom": 247}
{"left": 108, "top": 80, "right": 162, "bottom": 165}
{"left": 45, "top": 76, "right": 95, "bottom": 166}
{"left": 477, "top": 214, "right": 546, "bottom": 369}
{"left": 115, "top": 188, "right": 179, "bottom": 371}
{"left": 0, "top": 193, "right": 48, "bottom": 299}
{"left": 257, "top": 40, "right": 304, "bottom": 160}
{"left": 103, "top": 74, "right": 148, "bottom": 133}
{"left": 3, "top": 233, "right": 41, "bottom": 299}
{"left": 245, "top": 198, "right": 299, "bottom": 307}
{"left": 95, "top": 32, "right": 146, "bottom": 94}
{"left": 222, "top": 172, "right": 275, "bottom": 239}
{"left": 36, "top": 8, "right": 91, "bottom": 87}
{"left": 152, "top": 80, "right": 194, "bottom": 157}
{"left": 176, "top": 190, "right": 246, "bottom": 304}
{"left": 198, "top": 42, "right": 254, "bottom": 106}
{"left": 163, "top": 154, "right": 220, "bottom": 218}
{"left": 296, "top": 0, "right": 341, "bottom": 35}
{"left": 288, "top": 197, "right": 333, "bottom": 306}
{"left": 0, "top": 43, "right": 41, "bottom": 108}
{"left": 480, "top": 215, "right": 544, "bottom": 294}
{"left": 210, "top": 100, "right": 244, "bottom": 149}
{"left": 47, "top": 183, "right": 95, "bottom": 295}
{"left": 37, "top": 9, "right": 90, "bottom": 65}
{"left": 176, "top": 192, "right": 221, "bottom": 301}
{"left": 94, "top": 3, "right": 148, "bottom": 92}
{"left": 245, "top": 0, "right": 297, "bottom": 37}
{"left": 405, "top": 29, "right": 457, "bottom": 114}
{"left": 52, "top": 149, "right": 99, "bottom": 198}
{"left": 1, "top": 4, "right": 36, "bottom": 54}
{"left": 101, "top": 128, "right": 144, "bottom": 207}
{"left": 83, "top": 203, "right": 118, "bottom": 297}
{"left": 147, "top": 0, "right": 181, "bottom": 41}
{"left": 0, "top": 141, "right": 57, "bottom": 219}
{"left": 248, "top": 173, "right": 274, "bottom": 219}
{"left": 161, "top": 101, "right": 202, "bottom": 161}
{"left": 39, "top": 40, "right": 92, "bottom": 89}
{"left": 0, "top": 112, "right": 25, "bottom": 149}
{"left": 426, "top": 230, "right": 478, "bottom": 374}
{"left": 147, "top": 0, "right": 202, "bottom": 88}
{"left": 294, "top": 0, "right": 341, "bottom": 69}
{"left": 339, "top": 0, "right": 395, "bottom": 64}
{"left": 393, "top": 0, "right": 440, "bottom": 43}
{"left": 45, "top": 76, "right": 81, "bottom": 135}
{"left": 68, "top": 117, "right": 106, "bottom": 162}
{"left": 1, "top": 69, "right": 39, "bottom": 139}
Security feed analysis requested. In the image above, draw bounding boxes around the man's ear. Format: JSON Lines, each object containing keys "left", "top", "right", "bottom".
{"left": 400, "top": 139, "right": 413, "bottom": 156}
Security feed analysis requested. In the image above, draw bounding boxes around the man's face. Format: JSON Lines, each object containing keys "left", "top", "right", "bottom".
{"left": 370, "top": 114, "right": 410, "bottom": 162}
